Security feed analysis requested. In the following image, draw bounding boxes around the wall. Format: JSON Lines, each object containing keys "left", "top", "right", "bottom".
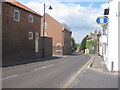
{"left": 41, "top": 13, "right": 63, "bottom": 55}
{"left": 42, "top": 37, "right": 52, "bottom": 58}
{"left": 99, "top": 36, "right": 103, "bottom": 56}
{"left": 2, "top": 2, "right": 52, "bottom": 66}
{"left": 0, "top": 1, "right": 2, "bottom": 89}
{"left": 108, "top": 0, "right": 119, "bottom": 72}
{"left": 63, "top": 29, "right": 72, "bottom": 55}
{"left": 118, "top": 1, "right": 120, "bottom": 72}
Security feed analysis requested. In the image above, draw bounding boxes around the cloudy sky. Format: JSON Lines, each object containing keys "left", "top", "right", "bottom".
{"left": 17, "top": 0, "right": 109, "bottom": 44}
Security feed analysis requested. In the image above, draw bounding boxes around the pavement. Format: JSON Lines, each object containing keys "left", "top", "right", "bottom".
{"left": 89, "top": 54, "right": 109, "bottom": 73}
{"left": 68, "top": 54, "right": 119, "bottom": 88}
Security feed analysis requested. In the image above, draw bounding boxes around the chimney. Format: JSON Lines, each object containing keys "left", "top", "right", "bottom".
{"left": 95, "top": 29, "right": 97, "bottom": 34}
{"left": 90, "top": 32, "right": 92, "bottom": 35}
{"left": 109, "top": 0, "right": 113, "bottom": 2}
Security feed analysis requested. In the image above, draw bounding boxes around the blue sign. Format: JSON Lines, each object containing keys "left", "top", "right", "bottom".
{"left": 96, "top": 16, "right": 108, "bottom": 25}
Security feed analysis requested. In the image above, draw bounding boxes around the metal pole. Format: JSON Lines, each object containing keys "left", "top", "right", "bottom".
{"left": 111, "top": 61, "right": 114, "bottom": 73}
{"left": 43, "top": 3, "right": 45, "bottom": 58}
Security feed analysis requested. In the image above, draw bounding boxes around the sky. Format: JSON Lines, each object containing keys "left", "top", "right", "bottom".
{"left": 17, "top": 0, "right": 109, "bottom": 44}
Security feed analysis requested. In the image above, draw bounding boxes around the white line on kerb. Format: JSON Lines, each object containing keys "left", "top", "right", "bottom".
{"left": 2, "top": 74, "right": 18, "bottom": 80}
{"left": 34, "top": 64, "right": 54, "bottom": 71}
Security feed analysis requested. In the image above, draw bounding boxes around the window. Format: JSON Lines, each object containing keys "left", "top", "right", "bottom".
{"left": 28, "top": 32, "right": 33, "bottom": 39}
{"left": 57, "top": 43, "right": 61, "bottom": 47}
{"left": 44, "top": 22, "right": 47, "bottom": 29}
{"left": 44, "top": 32, "right": 47, "bottom": 37}
{"left": 104, "top": 8, "right": 109, "bottom": 15}
{"left": 29, "top": 15, "right": 33, "bottom": 22}
{"left": 14, "top": 10, "right": 20, "bottom": 21}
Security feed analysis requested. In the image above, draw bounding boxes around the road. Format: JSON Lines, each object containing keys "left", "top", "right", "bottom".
{"left": 2, "top": 54, "right": 91, "bottom": 88}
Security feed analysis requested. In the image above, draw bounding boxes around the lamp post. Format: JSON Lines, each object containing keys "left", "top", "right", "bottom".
{"left": 43, "top": 3, "right": 52, "bottom": 58}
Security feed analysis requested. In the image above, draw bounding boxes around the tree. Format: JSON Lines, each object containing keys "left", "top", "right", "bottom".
{"left": 80, "top": 35, "right": 89, "bottom": 53}
{"left": 71, "top": 37, "right": 77, "bottom": 52}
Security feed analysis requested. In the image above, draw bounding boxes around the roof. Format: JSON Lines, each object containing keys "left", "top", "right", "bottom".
{"left": 5, "top": 0, "right": 41, "bottom": 16}
{"left": 44, "top": 13, "right": 72, "bottom": 33}
{"left": 87, "top": 35, "right": 92, "bottom": 39}
{"left": 61, "top": 23, "right": 72, "bottom": 33}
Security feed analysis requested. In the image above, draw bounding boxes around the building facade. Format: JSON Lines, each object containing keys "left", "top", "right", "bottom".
{"left": 41, "top": 13, "right": 72, "bottom": 55}
{"left": 2, "top": 1, "right": 52, "bottom": 66}
{"left": 102, "top": 0, "right": 119, "bottom": 73}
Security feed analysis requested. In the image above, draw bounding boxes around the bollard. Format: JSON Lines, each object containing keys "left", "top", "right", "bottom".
{"left": 111, "top": 61, "right": 114, "bottom": 73}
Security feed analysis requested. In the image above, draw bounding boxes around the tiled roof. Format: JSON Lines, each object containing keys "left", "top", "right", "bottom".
{"left": 87, "top": 35, "right": 92, "bottom": 39}
{"left": 6, "top": 0, "right": 41, "bottom": 16}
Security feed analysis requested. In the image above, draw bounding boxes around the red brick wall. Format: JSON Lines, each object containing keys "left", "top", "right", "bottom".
{"left": 41, "top": 14, "right": 72, "bottom": 55}
{"left": 63, "top": 29, "right": 72, "bottom": 55}
{"left": 41, "top": 14, "right": 63, "bottom": 55}
{"left": 2, "top": 2, "right": 52, "bottom": 65}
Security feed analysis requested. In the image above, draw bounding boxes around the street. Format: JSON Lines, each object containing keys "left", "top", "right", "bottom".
{"left": 2, "top": 54, "right": 118, "bottom": 88}
{"left": 2, "top": 54, "right": 91, "bottom": 88}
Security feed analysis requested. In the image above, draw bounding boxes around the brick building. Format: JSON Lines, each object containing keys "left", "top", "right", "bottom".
{"left": 41, "top": 13, "right": 72, "bottom": 55}
{"left": 2, "top": 0, "right": 52, "bottom": 66}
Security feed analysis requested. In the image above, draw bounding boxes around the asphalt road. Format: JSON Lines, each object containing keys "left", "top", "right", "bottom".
{"left": 2, "top": 54, "right": 91, "bottom": 88}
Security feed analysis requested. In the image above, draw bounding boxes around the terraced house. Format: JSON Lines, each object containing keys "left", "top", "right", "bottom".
{"left": 2, "top": 0, "right": 52, "bottom": 66}
{"left": 41, "top": 13, "right": 72, "bottom": 55}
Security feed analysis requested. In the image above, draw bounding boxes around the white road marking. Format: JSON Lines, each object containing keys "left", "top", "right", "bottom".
{"left": 34, "top": 64, "right": 54, "bottom": 71}
{"left": 2, "top": 74, "right": 18, "bottom": 80}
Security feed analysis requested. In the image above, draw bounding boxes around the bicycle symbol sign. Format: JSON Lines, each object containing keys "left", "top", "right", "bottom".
{"left": 96, "top": 16, "right": 108, "bottom": 25}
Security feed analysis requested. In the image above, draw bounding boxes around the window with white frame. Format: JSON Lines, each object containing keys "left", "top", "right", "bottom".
{"left": 29, "top": 15, "right": 33, "bottom": 22}
{"left": 14, "top": 10, "right": 20, "bottom": 21}
{"left": 57, "top": 43, "right": 61, "bottom": 47}
{"left": 28, "top": 32, "right": 33, "bottom": 39}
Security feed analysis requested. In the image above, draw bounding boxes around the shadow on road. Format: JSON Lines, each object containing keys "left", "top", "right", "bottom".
{"left": 2, "top": 53, "right": 82, "bottom": 67}
{"left": 2, "top": 56, "right": 61, "bottom": 67}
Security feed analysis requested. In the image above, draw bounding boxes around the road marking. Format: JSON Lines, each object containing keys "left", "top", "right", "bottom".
{"left": 62, "top": 56, "right": 94, "bottom": 88}
{"left": 92, "top": 65, "right": 98, "bottom": 67}
{"left": 34, "top": 64, "right": 54, "bottom": 71}
{"left": 60, "top": 61, "right": 67, "bottom": 64}
{"left": 90, "top": 68, "right": 103, "bottom": 72}
{"left": 2, "top": 74, "right": 18, "bottom": 80}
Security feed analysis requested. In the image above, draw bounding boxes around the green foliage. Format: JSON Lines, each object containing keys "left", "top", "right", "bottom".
{"left": 89, "top": 49, "right": 94, "bottom": 54}
{"left": 86, "top": 39, "right": 98, "bottom": 49}
{"left": 71, "top": 37, "right": 78, "bottom": 52}
{"left": 80, "top": 35, "right": 89, "bottom": 52}
{"left": 86, "top": 41, "right": 94, "bottom": 49}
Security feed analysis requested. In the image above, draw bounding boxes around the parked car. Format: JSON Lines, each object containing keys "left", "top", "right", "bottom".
{"left": 79, "top": 52, "right": 82, "bottom": 54}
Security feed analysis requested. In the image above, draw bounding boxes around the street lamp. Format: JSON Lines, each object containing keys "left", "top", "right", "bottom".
{"left": 43, "top": 3, "right": 52, "bottom": 58}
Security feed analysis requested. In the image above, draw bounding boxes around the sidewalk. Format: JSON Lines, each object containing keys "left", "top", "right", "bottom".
{"left": 90, "top": 54, "right": 109, "bottom": 73}
{"left": 69, "top": 54, "right": 118, "bottom": 88}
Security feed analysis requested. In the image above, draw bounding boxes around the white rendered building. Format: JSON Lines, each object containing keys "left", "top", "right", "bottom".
{"left": 103, "top": 0, "right": 119, "bottom": 73}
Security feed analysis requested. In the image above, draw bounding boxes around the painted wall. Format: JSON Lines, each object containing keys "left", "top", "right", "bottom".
{"left": 118, "top": 1, "right": 120, "bottom": 71}
{"left": 99, "top": 35, "right": 103, "bottom": 56}
{"left": 107, "top": 0, "right": 119, "bottom": 72}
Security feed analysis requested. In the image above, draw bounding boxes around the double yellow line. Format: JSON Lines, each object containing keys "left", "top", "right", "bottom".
{"left": 62, "top": 56, "right": 94, "bottom": 89}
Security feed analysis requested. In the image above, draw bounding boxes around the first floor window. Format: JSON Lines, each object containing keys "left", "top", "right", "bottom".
{"left": 14, "top": 10, "right": 20, "bottom": 21}
{"left": 29, "top": 15, "right": 33, "bottom": 23}
{"left": 28, "top": 32, "right": 33, "bottom": 39}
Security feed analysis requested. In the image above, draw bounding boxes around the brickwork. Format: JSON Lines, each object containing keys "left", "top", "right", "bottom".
{"left": 2, "top": 2, "right": 52, "bottom": 65}
{"left": 63, "top": 29, "right": 72, "bottom": 55}
{"left": 41, "top": 13, "right": 72, "bottom": 55}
